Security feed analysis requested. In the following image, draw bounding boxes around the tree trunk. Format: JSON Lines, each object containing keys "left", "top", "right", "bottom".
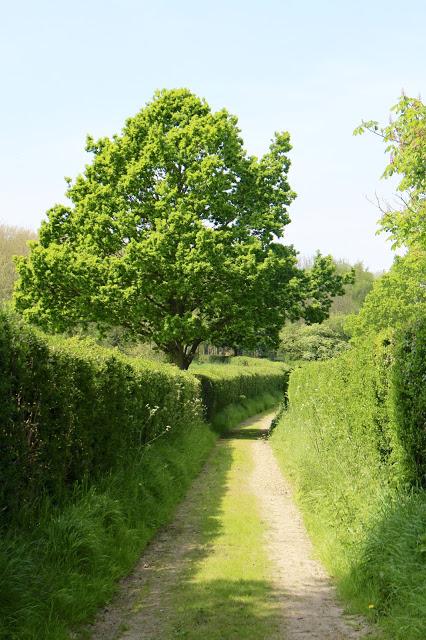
{"left": 173, "top": 350, "right": 192, "bottom": 370}
{"left": 164, "top": 341, "right": 201, "bottom": 370}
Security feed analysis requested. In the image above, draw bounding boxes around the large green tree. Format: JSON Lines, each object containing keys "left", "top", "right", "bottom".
{"left": 15, "top": 89, "right": 347, "bottom": 368}
{"left": 351, "top": 96, "right": 426, "bottom": 339}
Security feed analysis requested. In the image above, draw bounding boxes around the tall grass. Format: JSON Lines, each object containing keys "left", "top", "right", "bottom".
{"left": 0, "top": 419, "right": 216, "bottom": 640}
{"left": 344, "top": 491, "right": 426, "bottom": 639}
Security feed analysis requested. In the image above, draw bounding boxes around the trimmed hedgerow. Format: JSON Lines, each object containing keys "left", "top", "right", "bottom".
{"left": 272, "top": 327, "right": 425, "bottom": 493}
{"left": 192, "top": 359, "right": 290, "bottom": 427}
{"left": 0, "top": 399, "right": 216, "bottom": 640}
{"left": 0, "top": 312, "right": 288, "bottom": 524}
{"left": 271, "top": 325, "right": 426, "bottom": 639}
{"left": 0, "top": 310, "right": 201, "bottom": 525}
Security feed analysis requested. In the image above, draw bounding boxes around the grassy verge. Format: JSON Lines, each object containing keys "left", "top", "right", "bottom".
{"left": 0, "top": 420, "right": 216, "bottom": 640}
{"left": 164, "top": 414, "right": 282, "bottom": 639}
{"left": 342, "top": 491, "right": 426, "bottom": 640}
{"left": 270, "top": 409, "right": 426, "bottom": 640}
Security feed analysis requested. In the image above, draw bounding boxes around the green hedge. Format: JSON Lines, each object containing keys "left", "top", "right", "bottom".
{"left": 0, "top": 313, "right": 288, "bottom": 524}
{"left": 271, "top": 334, "right": 394, "bottom": 550}
{"left": 392, "top": 320, "right": 426, "bottom": 487}
{"left": 271, "top": 323, "right": 426, "bottom": 639}
{"left": 192, "top": 359, "right": 290, "bottom": 425}
{"left": 0, "top": 310, "right": 201, "bottom": 525}
{"left": 273, "top": 326, "right": 426, "bottom": 492}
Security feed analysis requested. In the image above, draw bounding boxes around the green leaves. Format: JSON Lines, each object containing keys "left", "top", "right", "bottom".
{"left": 279, "top": 322, "right": 349, "bottom": 362}
{"left": 0, "top": 309, "right": 202, "bottom": 524}
{"left": 347, "top": 249, "right": 426, "bottom": 337}
{"left": 352, "top": 120, "right": 379, "bottom": 136}
{"left": 355, "top": 96, "right": 426, "bottom": 249}
{"left": 15, "top": 88, "right": 346, "bottom": 367}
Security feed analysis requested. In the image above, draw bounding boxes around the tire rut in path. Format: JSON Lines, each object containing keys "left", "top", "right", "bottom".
{"left": 87, "top": 412, "right": 371, "bottom": 640}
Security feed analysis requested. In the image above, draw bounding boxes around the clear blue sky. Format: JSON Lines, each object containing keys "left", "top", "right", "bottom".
{"left": 1, "top": 0, "right": 425, "bottom": 271}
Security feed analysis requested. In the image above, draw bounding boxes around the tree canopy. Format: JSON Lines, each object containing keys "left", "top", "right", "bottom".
{"left": 346, "top": 249, "right": 426, "bottom": 337}
{"left": 328, "top": 260, "right": 374, "bottom": 315}
{"left": 279, "top": 321, "right": 349, "bottom": 362}
{"left": 15, "top": 89, "right": 348, "bottom": 368}
{"left": 354, "top": 95, "right": 426, "bottom": 249}
{"left": 351, "top": 95, "right": 426, "bottom": 340}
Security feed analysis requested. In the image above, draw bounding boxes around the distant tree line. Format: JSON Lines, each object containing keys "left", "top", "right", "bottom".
{"left": 0, "top": 225, "right": 36, "bottom": 302}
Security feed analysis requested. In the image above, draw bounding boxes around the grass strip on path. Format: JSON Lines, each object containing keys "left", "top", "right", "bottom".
{"left": 166, "top": 414, "right": 283, "bottom": 639}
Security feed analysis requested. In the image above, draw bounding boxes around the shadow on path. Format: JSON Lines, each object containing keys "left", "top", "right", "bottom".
{"left": 89, "top": 434, "right": 235, "bottom": 639}
{"left": 222, "top": 426, "right": 268, "bottom": 440}
{"left": 166, "top": 578, "right": 285, "bottom": 640}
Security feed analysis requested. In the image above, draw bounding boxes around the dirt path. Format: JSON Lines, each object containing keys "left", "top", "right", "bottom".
{"left": 87, "top": 412, "right": 371, "bottom": 640}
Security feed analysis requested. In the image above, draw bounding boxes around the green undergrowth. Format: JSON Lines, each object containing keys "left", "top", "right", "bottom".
{"left": 343, "top": 491, "right": 426, "bottom": 639}
{"left": 271, "top": 332, "right": 426, "bottom": 640}
{"left": 0, "top": 419, "right": 216, "bottom": 640}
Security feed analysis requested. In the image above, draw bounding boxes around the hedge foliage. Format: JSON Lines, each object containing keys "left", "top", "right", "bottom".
{"left": 272, "top": 333, "right": 395, "bottom": 543}
{"left": 0, "top": 312, "right": 288, "bottom": 525}
{"left": 275, "top": 324, "right": 426, "bottom": 494}
{"left": 271, "top": 322, "right": 426, "bottom": 639}
{"left": 193, "top": 358, "right": 290, "bottom": 425}
{"left": 0, "top": 310, "right": 202, "bottom": 524}
{"left": 392, "top": 320, "right": 426, "bottom": 487}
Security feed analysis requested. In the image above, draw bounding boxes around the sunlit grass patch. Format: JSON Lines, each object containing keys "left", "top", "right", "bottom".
{"left": 165, "top": 419, "right": 282, "bottom": 640}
